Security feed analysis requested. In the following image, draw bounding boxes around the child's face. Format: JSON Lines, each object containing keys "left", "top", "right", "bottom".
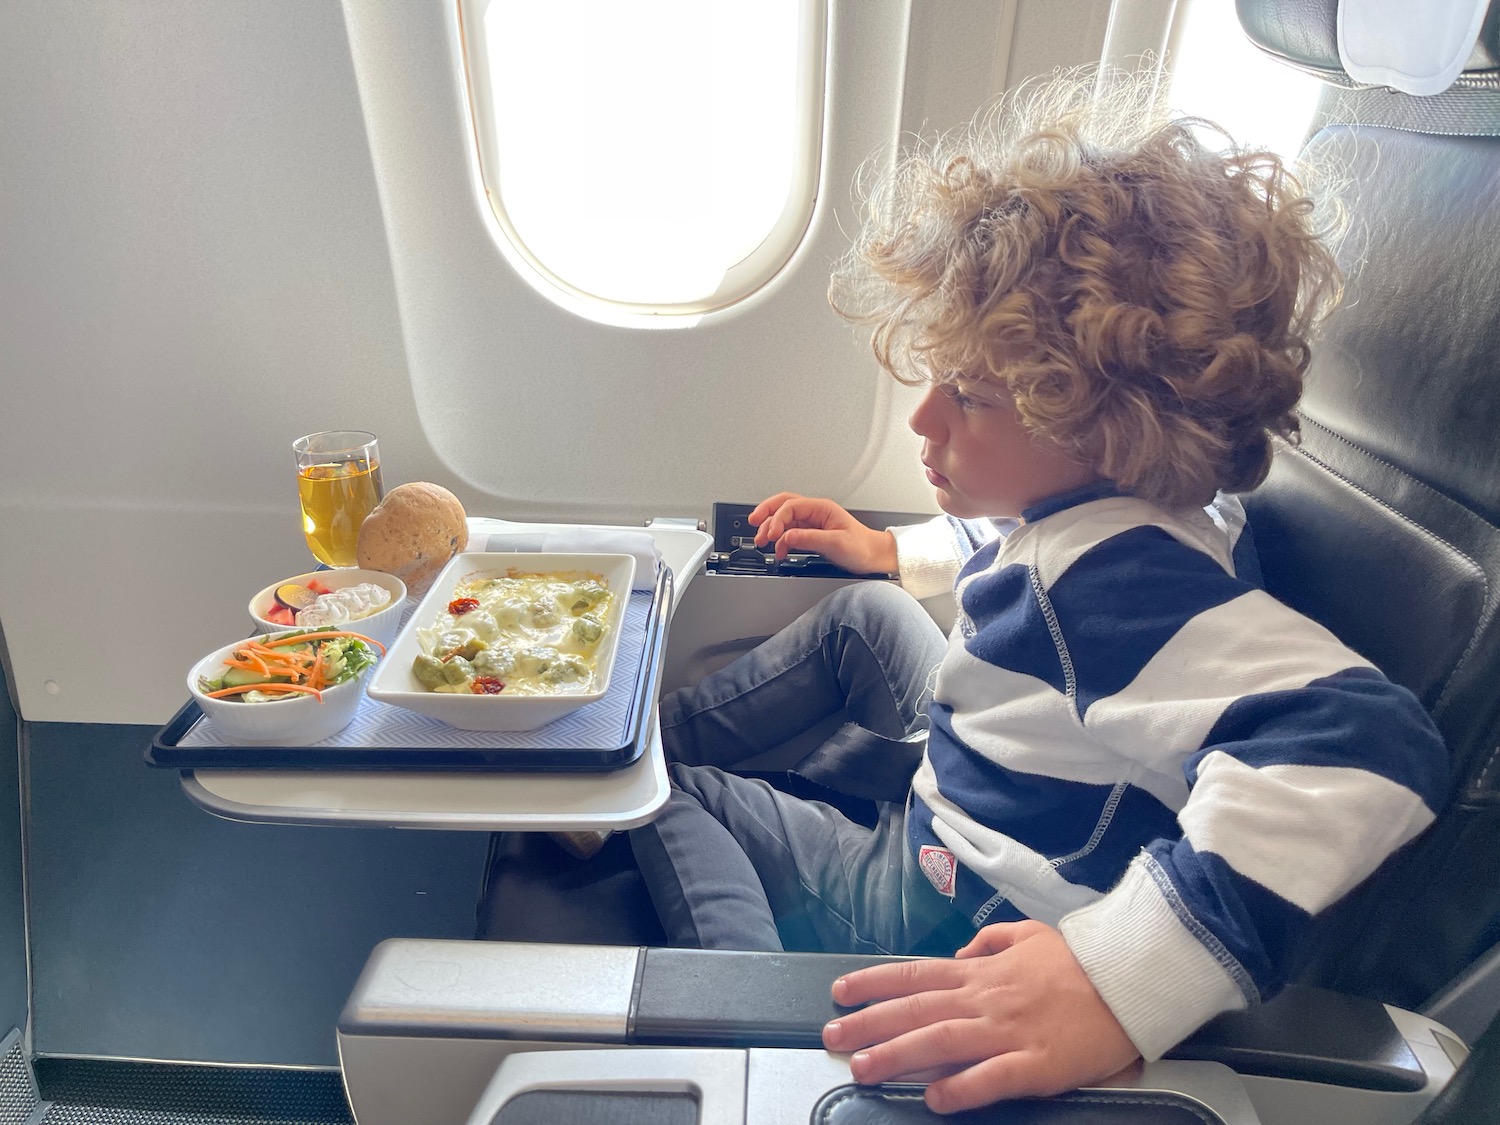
{"left": 908, "top": 381, "right": 1099, "bottom": 519}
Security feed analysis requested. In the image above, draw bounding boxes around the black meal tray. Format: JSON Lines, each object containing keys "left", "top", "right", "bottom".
{"left": 146, "top": 566, "right": 672, "bottom": 772}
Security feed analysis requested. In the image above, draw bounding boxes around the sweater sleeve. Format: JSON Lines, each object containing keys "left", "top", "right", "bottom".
{"left": 1042, "top": 529, "right": 1449, "bottom": 1060}
{"left": 890, "top": 516, "right": 1012, "bottom": 600}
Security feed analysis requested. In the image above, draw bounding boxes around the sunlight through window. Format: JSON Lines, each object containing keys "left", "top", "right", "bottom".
{"left": 1167, "top": 0, "right": 1323, "bottom": 161}
{"left": 460, "top": 0, "right": 824, "bottom": 321}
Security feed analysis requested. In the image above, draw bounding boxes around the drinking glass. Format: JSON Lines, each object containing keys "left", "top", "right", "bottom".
{"left": 293, "top": 431, "right": 384, "bottom": 567}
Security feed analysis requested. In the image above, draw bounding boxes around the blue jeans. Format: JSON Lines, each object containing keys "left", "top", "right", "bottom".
{"left": 629, "top": 582, "right": 974, "bottom": 955}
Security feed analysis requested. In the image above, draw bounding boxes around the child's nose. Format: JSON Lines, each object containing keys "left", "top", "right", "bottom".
{"left": 909, "top": 386, "right": 945, "bottom": 440}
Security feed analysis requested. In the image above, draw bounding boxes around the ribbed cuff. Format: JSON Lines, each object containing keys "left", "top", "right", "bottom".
{"left": 890, "top": 519, "right": 964, "bottom": 601}
{"left": 1058, "top": 855, "right": 1252, "bottom": 1061}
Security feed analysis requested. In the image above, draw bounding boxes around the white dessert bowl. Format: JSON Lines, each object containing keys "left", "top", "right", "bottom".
{"left": 248, "top": 567, "right": 407, "bottom": 650}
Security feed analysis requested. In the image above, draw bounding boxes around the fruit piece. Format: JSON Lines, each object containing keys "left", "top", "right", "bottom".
{"left": 275, "top": 583, "right": 319, "bottom": 610}
{"left": 265, "top": 604, "right": 296, "bottom": 626}
{"left": 356, "top": 482, "right": 467, "bottom": 598}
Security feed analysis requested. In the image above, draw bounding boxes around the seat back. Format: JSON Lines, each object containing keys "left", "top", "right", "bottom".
{"left": 1237, "top": 0, "right": 1500, "bottom": 1009}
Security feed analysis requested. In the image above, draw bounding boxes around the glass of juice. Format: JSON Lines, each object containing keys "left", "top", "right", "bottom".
{"left": 293, "top": 431, "right": 383, "bottom": 567}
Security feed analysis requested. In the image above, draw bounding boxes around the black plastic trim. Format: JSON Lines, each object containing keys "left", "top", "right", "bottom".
{"left": 1165, "top": 985, "right": 1426, "bottom": 1093}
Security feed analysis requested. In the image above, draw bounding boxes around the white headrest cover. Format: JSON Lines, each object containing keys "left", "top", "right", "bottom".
{"left": 1338, "top": 0, "right": 1491, "bottom": 95}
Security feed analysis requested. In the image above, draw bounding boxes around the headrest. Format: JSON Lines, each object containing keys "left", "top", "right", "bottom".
{"left": 1237, "top": 0, "right": 1500, "bottom": 92}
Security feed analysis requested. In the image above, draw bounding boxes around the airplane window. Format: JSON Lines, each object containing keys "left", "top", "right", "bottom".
{"left": 457, "top": 0, "right": 825, "bottom": 324}
{"left": 1166, "top": 0, "right": 1323, "bottom": 162}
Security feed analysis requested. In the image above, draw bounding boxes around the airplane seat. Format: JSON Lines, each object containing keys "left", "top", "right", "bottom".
{"left": 1231, "top": 0, "right": 1500, "bottom": 1018}
{"left": 341, "top": 3, "right": 1500, "bottom": 1123}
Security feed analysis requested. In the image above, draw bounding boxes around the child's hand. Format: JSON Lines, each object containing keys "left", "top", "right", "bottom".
{"left": 822, "top": 920, "right": 1140, "bottom": 1114}
{"left": 749, "top": 493, "right": 899, "bottom": 574}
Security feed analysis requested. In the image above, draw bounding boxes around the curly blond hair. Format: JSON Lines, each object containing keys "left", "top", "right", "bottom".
{"left": 830, "top": 70, "right": 1342, "bottom": 510}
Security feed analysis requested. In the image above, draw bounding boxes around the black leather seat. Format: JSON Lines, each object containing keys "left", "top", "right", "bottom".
{"left": 1234, "top": 14, "right": 1500, "bottom": 1016}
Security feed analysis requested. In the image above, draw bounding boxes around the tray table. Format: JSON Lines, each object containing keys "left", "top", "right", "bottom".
{"left": 174, "top": 518, "right": 712, "bottom": 831}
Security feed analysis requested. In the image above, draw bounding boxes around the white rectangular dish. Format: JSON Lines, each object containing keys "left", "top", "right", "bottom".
{"left": 366, "top": 551, "right": 636, "bottom": 731}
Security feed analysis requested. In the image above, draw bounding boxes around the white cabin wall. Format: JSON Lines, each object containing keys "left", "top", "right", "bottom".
{"left": 0, "top": 1, "right": 429, "bottom": 724}
{"left": 897, "top": 0, "right": 1115, "bottom": 151}
{"left": 900, "top": 0, "right": 1018, "bottom": 136}
{"left": 0, "top": 0, "right": 1111, "bottom": 726}
{"left": 1009, "top": 0, "right": 1116, "bottom": 85}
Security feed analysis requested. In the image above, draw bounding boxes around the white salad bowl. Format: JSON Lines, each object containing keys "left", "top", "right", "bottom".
{"left": 366, "top": 551, "right": 636, "bottom": 731}
{"left": 248, "top": 567, "right": 407, "bottom": 650}
{"left": 187, "top": 633, "right": 377, "bottom": 746}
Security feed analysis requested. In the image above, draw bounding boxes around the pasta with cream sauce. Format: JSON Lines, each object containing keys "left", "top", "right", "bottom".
{"left": 410, "top": 570, "right": 613, "bottom": 695}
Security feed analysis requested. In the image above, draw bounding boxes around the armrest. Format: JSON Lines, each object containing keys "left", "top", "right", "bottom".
{"left": 340, "top": 942, "right": 1437, "bottom": 1095}
{"left": 634, "top": 953, "right": 1428, "bottom": 1093}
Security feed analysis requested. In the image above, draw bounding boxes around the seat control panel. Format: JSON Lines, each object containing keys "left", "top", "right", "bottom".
{"left": 707, "top": 502, "right": 927, "bottom": 578}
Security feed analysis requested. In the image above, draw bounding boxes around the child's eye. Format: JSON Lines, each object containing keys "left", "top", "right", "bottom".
{"left": 943, "top": 385, "right": 986, "bottom": 411}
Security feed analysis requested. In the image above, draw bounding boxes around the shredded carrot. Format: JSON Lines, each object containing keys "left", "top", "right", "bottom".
{"left": 259, "top": 630, "right": 385, "bottom": 655}
{"left": 227, "top": 644, "right": 319, "bottom": 687}
{"left": 234, "top": 647, "right": 310, "bottom": 675}
{"left": 204, "top": 683, "right": 323, "bottom": 700}
{"left": 221, "top": 657, "right": 269, "bottom": 674}
{"left": 207, "top": 630, "right": 378, "bottom": 702}
{"left": 242, "top": 641, "right": 310, "bottom": 663}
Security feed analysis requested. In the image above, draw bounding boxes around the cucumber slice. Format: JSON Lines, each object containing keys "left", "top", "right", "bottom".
{"left": 220, "top": 664, "right": 275, "bottom": 688}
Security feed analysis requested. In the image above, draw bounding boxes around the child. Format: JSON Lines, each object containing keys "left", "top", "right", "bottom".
{"left": 628, "top": 73, "right": 1449, "bottom": 1111}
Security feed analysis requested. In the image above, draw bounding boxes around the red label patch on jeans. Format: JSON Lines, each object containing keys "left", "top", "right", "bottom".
{"left": 919, "top": 845, "right": 956, "bottom": 898}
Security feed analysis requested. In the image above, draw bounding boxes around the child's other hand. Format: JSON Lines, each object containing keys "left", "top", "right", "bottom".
{"left": 822, "top": 920, "right": 1140, "bottom": 1114}
{"left": 749, "top": 493, "right": 899, "bottom": 574}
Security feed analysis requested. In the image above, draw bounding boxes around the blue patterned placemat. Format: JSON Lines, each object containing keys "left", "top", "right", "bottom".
{"left": 177, "top": 588, "right": 653, "bottom": 752}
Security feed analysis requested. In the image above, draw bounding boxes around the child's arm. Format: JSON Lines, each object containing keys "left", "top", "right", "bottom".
{"left": 1029, "top": 530, "right": 1448, "bottom": 1064}
{"left": 749, "top": 492, "right": 899, "bottom": 572}
{"left": 822, "top": 921, "right": 1138, "bottom": 1113}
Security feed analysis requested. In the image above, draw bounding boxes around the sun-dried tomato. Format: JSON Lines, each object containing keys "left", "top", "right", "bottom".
{"left": 448, "top": 597, "right": 481, "bottom": 616}
{"left": 471, "top": 677, "right": 506, "bottom": 694}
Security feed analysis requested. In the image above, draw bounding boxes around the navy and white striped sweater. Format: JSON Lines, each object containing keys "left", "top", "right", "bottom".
{"left": 889, "top": 486, "right": 1448, "bottom": 1059}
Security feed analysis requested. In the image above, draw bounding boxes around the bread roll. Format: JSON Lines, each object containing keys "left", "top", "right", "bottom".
{"left": 356, "top": 482, "right": 467, "bottom": 597}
